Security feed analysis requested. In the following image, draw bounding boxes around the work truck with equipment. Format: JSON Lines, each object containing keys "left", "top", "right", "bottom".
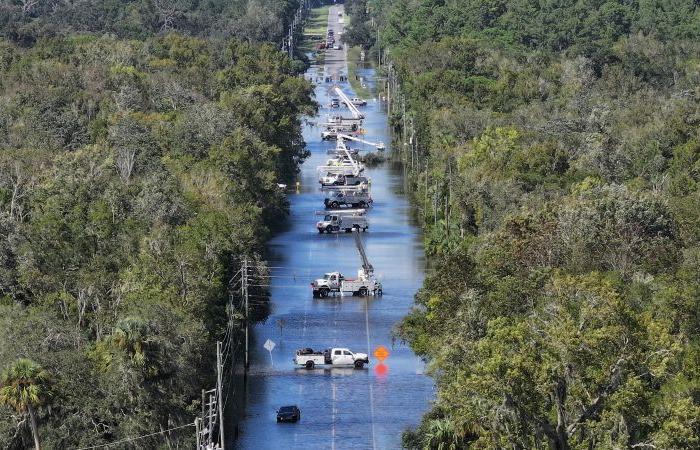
{"left": 311, "top": 232, "right": 382, "bottom": 297}
{"left": 324, "top": 189, "right": 372, "bottom": 209}
{"left": 319, "top": 173, "right": 369, "bottom": 187}
{"left": 316, "top": 210, "right": 368, "bottom": 233}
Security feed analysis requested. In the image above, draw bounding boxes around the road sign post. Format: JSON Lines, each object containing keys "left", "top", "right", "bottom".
{"left": 264, "top": 339, "right": 276, "bottom": 366}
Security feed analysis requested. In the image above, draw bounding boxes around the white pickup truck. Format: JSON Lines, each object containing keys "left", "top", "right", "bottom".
{"left": 316, "top": 213, "right": 368, "bottom": 233}
{"left": 294, "top": 347, "right": 369, "bottom": 369}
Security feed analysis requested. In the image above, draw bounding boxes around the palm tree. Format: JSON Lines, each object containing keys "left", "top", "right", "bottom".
{"left": 0, "top": 359, "right": 50, "bottom": 450}
{"left": 111, "top": 317, "right": 149, "bottom": 367}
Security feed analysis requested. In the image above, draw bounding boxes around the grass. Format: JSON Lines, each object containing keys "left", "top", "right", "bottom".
{"left": 299, "top": 5, "right": 330, "bottom": 64}
{"left": 346, "top": 46, "right": 372, "bottom": 98}
{"left": 304, "top": 5, "right": 330, "bottom": 36}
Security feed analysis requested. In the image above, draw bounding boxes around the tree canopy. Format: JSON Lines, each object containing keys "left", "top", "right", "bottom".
{"left": 0, "top": 2, "right": 314, "bottom": 446}
{"left": 345, "top": 0, "right": 700, "bottom": 447}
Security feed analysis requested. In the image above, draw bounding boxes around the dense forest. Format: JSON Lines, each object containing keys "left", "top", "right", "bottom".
{"left": 347, "top": 0, "right": 700, "bottom": 448}
{"left": 0, "top": 0, "right": 303, "bottom": 44}
{"left": 0, "top": 1, "right": 314, "bottom": 448}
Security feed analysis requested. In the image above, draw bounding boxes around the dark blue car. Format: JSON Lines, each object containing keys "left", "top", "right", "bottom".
{"left": 276, "top": 405, "right": 301, "bottom": 423}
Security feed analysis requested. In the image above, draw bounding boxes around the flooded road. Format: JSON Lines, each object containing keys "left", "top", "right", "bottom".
{"left": 231, "top": 5, "right": 434, "bottom": 449}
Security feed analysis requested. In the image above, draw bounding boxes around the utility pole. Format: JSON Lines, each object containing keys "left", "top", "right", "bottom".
{"left": 216, "top": 341, "right": 225, "bottom": 450}
{"left": 195, "top": 418, "right": 201, "bottom": 450}
{"left": 242, "top": 257, "right": 249, "bottom": 370}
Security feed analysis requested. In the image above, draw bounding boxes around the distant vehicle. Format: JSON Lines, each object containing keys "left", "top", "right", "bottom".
{"left": 320, "top": 173, "right": 368, "bottom": 187}
{"left": 321, "top": 130, "right": 339, "bottom": 140}
{"left": 324, "top": 190, "right": 372, "bottom": 209}
{"left": 350, "top": 97, "right": 367, "bottom": 106}
{"left": 276, "top": 405, "right": 300, "bottom": 423}
{"left": 327, "top": 147, "right": 359, "bottom": 156}
{"left": 294, "top": 347, "right": 369, "bottom": 369}
{"left": 330, "top": 98, "right": 340, "bottom": 108}
{"left": 316, "top": 212, "right": 368, "bottom": 233}
{"left": 334, "top": 44, "right": 342, "bottom": 50}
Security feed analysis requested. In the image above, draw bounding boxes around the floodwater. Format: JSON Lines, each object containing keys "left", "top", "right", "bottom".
{"left": 230, "top": 5, "right": 434, "bottom": 449}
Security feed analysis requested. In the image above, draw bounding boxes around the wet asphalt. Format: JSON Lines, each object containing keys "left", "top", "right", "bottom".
{"left": 230, "top": 5, "right": 434, "bottom": 449}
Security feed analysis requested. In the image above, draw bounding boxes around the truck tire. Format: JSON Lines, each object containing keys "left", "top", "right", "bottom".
{"left": 359, "top": 287, "right": 368, "bottom": 296}
{"left": 325, "top": 226, "right": 333, "bottom": 233}
{"left": 358, "top": 201, "right": 367, "bottom": 208}
{"left": 320, "top": 288, "right": 329, "bottom": 298}
{"left": 377, "top": 288, "right": 383, "bottom": 296}
{"left": 354, "top": 360, "right": 364, "bottom": 369}
{"left": 305, "top": 360, "right": 315, "bottom": 369}
{"left": 331, "top": 201, "right": 339, "bottom": 208}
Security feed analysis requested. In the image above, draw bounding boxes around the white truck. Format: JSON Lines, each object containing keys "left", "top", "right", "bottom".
{"left": 294, "top": 347, "right": 369, "bottom": 369}
{"left": 316, "top": 211, "right": 368, "bottom": 233}
{"left": 311, "top": 270, "right": 382, "bottom": 297}
{"left": 324, "top": 189, "right": 372, "bottom": 209}
{"left": 319, "top": 173, "right": 368, "bottom": 187}
{"left": 350, "top": 97, "right": 367, "bottom": 106}
{"left": 321, "top": 129, "right": 339, "bottom": 140}
{"left": 311, "top": 232, "right": 383, "bottom": 297}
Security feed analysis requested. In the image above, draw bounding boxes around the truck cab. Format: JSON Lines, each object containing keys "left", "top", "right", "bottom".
{"left": 312, "top": 272, "right": 343, "bottom": 292}
{"left": 329, "top": 348, "right": 366, "bottom": 366}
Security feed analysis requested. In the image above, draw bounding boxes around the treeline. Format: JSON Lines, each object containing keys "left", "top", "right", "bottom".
{"left": 0, "top": 4, "right": 314, "bottom": 449}
{"left": 348, "top": 0, "right": 700, "bottom": 448}
{"left": 0, "top": 0, "right": 301, "bottom": 45}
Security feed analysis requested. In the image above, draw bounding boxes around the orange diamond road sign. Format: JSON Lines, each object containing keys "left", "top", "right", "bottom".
{"left": 373, "top": 345, "right": 390, "bottom": 361}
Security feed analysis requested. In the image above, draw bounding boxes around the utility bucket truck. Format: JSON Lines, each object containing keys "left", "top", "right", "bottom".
{"left": 319, "top": 173, "right": 369, "bottom": 188}
{"left": 294, "top": 347, "right": 369, "bottom": 369}
{"left": 324, "top": 189, "right": 372, "bottom": 209}
{"left": 317, "top": 142, "right": 365, "bottom": 181}
{"left": 311, "top": 232, "right": 382, "bottom": 297}
{"left": 316, "top": 210, "right": 368, "bottom": 233}
{"left": 334, "top": 87, "right": 364, "bottom": 120}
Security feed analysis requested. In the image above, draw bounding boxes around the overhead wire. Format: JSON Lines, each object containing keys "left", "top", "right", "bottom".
{"left": 76, "top": 423, "right": 195, "bottom": 449}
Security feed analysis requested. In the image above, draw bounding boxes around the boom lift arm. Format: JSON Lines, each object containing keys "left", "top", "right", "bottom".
{"left": 354, "top": 232, "right": 373, "bottom": 275}
{"left": 337, "top": 133, "right": 386, "bottom": 151}
{"left": 334, "top": 87, "right": 364, "bottom": 120}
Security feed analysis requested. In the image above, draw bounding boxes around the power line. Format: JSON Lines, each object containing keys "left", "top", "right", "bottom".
{"left": 77, "top": 423, "right": 195, "bottom": 450}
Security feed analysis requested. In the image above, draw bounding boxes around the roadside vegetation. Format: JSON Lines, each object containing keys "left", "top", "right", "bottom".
{"left": 299, "top": 4, "right": 330, "bottom": 65}
{"left": 0, "top": 1, "right": 315, "bottom": 448}
{"left": 347, "top": 0, "right": 700, "bottom": 448}
{"left": 346, "top": 46, "right": 372, "bottom": 98}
